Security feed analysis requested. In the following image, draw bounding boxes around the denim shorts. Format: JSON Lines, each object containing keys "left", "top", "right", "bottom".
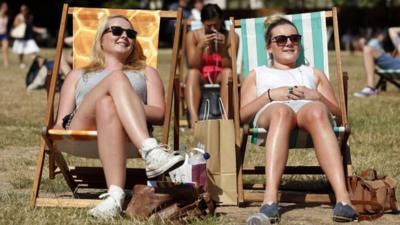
{"left": 375, "top": 53, "right": 400, "bottom": 70}
{"left": 0, "top": 34, "right": 7, "bottom": 41}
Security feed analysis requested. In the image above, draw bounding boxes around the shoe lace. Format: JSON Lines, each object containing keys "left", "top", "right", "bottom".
{"left": 146, "top": 144, "right": 180, "bottom": 164}
{"left": 99, "top": 192, "right": 110, "bottom": 200}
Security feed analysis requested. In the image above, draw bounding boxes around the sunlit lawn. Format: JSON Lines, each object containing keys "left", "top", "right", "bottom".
{"left": 0, "top": 48, "right": 399, "bottom": 224}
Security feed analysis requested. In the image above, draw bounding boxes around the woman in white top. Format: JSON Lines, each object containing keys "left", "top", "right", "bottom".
{"left": 240, "top": 16, "right": 356, "bottom": 223}
{"left": 0, "top": 2, "right": 9, "bottom": 68}
{"left": 55, "top": 15, "right": 183, "bottom": 219}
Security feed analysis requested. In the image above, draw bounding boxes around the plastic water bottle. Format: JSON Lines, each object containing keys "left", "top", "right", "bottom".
{"left": 189, "top": 143, "right": 210, "bottom": 165}
{"left": 189, "top": 143, "right": 210, "bottom": 192}
{"left": 246, "top": 213, "right": 271, "bottom": 225}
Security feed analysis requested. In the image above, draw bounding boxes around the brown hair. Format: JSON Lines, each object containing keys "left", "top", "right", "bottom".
{"left": 264, "top": 15, "right": 298, "bottom": 46}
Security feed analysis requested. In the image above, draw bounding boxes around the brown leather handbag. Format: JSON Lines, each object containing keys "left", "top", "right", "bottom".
{"left": 347, "top": 168, "right": 398, "bottom": 221}
{"left": 125, "top": 184, "right": 215, "bottom": 222}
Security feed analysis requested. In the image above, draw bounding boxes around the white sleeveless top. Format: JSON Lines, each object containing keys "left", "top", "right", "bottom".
{"left": 253, "top": 65, "right": 319, "bottom": 126}
{"left": 254, "top": 64, "right": 317, "bottom": 97}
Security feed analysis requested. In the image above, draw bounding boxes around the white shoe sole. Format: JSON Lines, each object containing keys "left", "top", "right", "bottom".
{"left": 146, "top": 155, "right": 184, "bottom": 178}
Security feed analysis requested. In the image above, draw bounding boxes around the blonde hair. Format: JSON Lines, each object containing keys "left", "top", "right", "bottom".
{"left": 84, "top": 15, "right": 146, "bottom": 72}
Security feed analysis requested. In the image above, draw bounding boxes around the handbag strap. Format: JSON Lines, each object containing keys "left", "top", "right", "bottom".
{"left": 201, "top": 99, "right": 210, "bottom": 120}
{"left": 351, "top": 200, "right": 385, "bottom": 221}
{"left": 218, "top": 97, "right": 227, "bottom": 120}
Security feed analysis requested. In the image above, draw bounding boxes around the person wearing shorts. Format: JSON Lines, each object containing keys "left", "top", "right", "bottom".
{"left": 240, "top": 16, "right": 356, "bottom": 223}
{"left": 0, "top": 2, "right": 9, "bottom": 68}
{"left": 354, "top": 27, "right": 400, "bottom": 97}
{"left": 184, "top": 3, "right": 238, "bottom": 128}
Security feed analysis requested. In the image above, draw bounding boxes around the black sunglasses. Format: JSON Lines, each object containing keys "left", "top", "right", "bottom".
{"left": 104, "top": 26, "right": 137, "bottom": 39}
{"left": 271, "top": 34, "right": 302, "bottom": 46}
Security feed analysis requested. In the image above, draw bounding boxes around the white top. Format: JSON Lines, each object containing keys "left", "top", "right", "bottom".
{"left": 254, "top": 64, "right": 317, "bottom": 97}
{"left": 252, "top": 65, "right": 319, "bottom": 126}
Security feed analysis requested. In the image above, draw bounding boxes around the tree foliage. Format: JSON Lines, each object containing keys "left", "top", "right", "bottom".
{"left": 102, "top": 0, "right": 142, "bottom": 9}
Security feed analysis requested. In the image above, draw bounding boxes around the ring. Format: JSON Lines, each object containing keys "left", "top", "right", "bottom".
{"left": 288, "top": 87, "right": 294, "bottom": 95}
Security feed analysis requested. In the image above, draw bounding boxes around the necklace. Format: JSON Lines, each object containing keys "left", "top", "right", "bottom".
{"left": 285, "top": 67, "right": 304, "bottom": 86}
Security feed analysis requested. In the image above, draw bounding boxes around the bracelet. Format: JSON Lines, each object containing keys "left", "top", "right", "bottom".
{"left": 267, "top": 89, "right": 274, "bottom": 102}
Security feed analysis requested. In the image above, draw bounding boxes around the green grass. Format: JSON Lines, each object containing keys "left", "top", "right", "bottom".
{"left": 0, "top": 49, "right": 399, "bottom": 224}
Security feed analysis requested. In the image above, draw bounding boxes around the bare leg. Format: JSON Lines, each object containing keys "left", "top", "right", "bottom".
{"left": 362, "top": 46, "right": 382, "bottom": 87}
{"left": 69, "top": 70, "right": 150, "bottom": 148}
{"left": 185, "top": 69, "right": 204, "bottom": 128}
{"left": 95, "top": 96, "right": 126, "bottom": 188}
{"left": 216, "top": 68, "right": 232, "bottom": 118}
{"left": 18, "top": 54, "right": 24, "bottom": 65}
{"left": 1, "top": 40, "right": 9, "bottom": 68}
{"left": 296, "top": 102, "right": 351, "bottom": 203}
{"left": 256, "top": 104, "right": 296, "bottom": 203}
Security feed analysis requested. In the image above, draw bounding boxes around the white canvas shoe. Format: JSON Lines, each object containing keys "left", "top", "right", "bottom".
{"left": 88, "top": 186, "right": 125, "bottom": 219}
{"left": 141, "top": 139, "right": 184, "bottom": 178}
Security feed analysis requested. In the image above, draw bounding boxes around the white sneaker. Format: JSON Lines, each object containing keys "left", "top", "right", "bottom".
{"left": 142, "top": 144, "right": 184, "bottom": 178}
{"left": 88, "top": 186, "right": 125, "bottom": 219}
{"left": 353, "top": 86, "right": 378, "bottom": 97}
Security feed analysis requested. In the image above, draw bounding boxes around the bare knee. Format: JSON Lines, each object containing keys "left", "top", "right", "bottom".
{"left": 303, "top": 103, "right": 329, "bottom": 124}
{"left": 272, "top": 105, "right": 295, "bottom": 122}
{"left": 186, "top": 69, "right": 202, "bottom": 85}
{"left": 258, "top": 105, "right": 295, "bottom": 128}
{"left": 95, "top": 95, "right": 118, "bottom": 122}
{"left": 218, "top": 68, "right": 232, "bottom": 84}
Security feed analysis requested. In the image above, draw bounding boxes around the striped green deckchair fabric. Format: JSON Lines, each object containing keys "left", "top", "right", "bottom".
{"left": 239, "top": 11, "right": 344, "bottom": 146}
{"left": 376, "top": 68, "right": 400, "bottom": 81}
{"left": 240, "top": 11, "right": 329, "bottom": 78}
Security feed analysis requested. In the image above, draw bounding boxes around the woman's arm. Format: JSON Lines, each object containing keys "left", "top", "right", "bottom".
{"left": 388, "top": 27, "right": 400, "bottom": 54}
{"left": 314, "top": 69, "right": 342, "bottom": 122}
{"left": 186, "top": 30, "right": 205, "bottom": 69}
{"left": 13, "top": 14, "right": 24, "bottom": 27}
{"left": 144, "top": 66, "right": 165, "bottom": 125}
{"left": 240, "top": 71, "right": 269, "bottom": 124}
{"left": 53, "top": 69, "right": 81, "bottom": 129}
{"left": 294, "top": 69, "right": 341, "bottom": 122}
{"left": 219, "top": 31, "right": 237, "bottom": 68}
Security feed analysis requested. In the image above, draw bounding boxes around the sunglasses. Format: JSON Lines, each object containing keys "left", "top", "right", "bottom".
{"left": 271, "top": 34, "right": 302, "bottom": 46}
{"left": 104, "top": 26, "right": 137, "bottom": 39}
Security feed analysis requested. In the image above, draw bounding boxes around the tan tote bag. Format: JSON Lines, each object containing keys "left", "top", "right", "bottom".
{"left": 193, "top": 99, "right": 237, "bottom": 205}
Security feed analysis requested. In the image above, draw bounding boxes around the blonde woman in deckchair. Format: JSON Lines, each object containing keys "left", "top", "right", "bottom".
{"left": 54, "top": 15, "right": 184, "bottom": 219}
{"left": 240, "top": 16, "right": 357, "bottom": 223}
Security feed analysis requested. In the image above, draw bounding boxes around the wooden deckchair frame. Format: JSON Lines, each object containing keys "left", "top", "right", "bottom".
{"left": 230, "top": 7, "right": 352, "bottom": 205}
{"left": 30, "top": 4, "right": 183, "bottom": 208}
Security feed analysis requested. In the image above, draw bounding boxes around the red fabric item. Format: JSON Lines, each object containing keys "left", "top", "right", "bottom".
{"left": 201, "top": 53, "right": 223, "bottom": 83}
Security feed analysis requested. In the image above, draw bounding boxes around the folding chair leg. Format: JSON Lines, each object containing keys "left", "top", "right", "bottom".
{"left": 237, "top": 131, "right": 248, "bottom": 206}
{"left": 375, "top": 77, "right": 387, "bottom": 91}
{"left": 30, "top": 139, "right": 47, "bottom": 208}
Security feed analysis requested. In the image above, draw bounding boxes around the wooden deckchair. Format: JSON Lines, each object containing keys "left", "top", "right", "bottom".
{"left": 230, "top": 8, "right": 352, "bottom": 205}
{"left": 375, "top": 68, "right": 400, "bottom": 91}
{"left": 30, "top": 4, "right": 183, "bottom": 208}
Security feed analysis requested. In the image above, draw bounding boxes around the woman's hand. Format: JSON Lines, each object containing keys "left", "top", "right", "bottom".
{"left": 197, "top": 32, "right": 217, "bottom": 50}
{"left": 267, "top": 86, "right": 320, "bottom": 101}
{"left": 267, "top": 86, "right": 295, "bottom": 101}
{"left": 292, "top": 86, "right": 320, "bottom": 100}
